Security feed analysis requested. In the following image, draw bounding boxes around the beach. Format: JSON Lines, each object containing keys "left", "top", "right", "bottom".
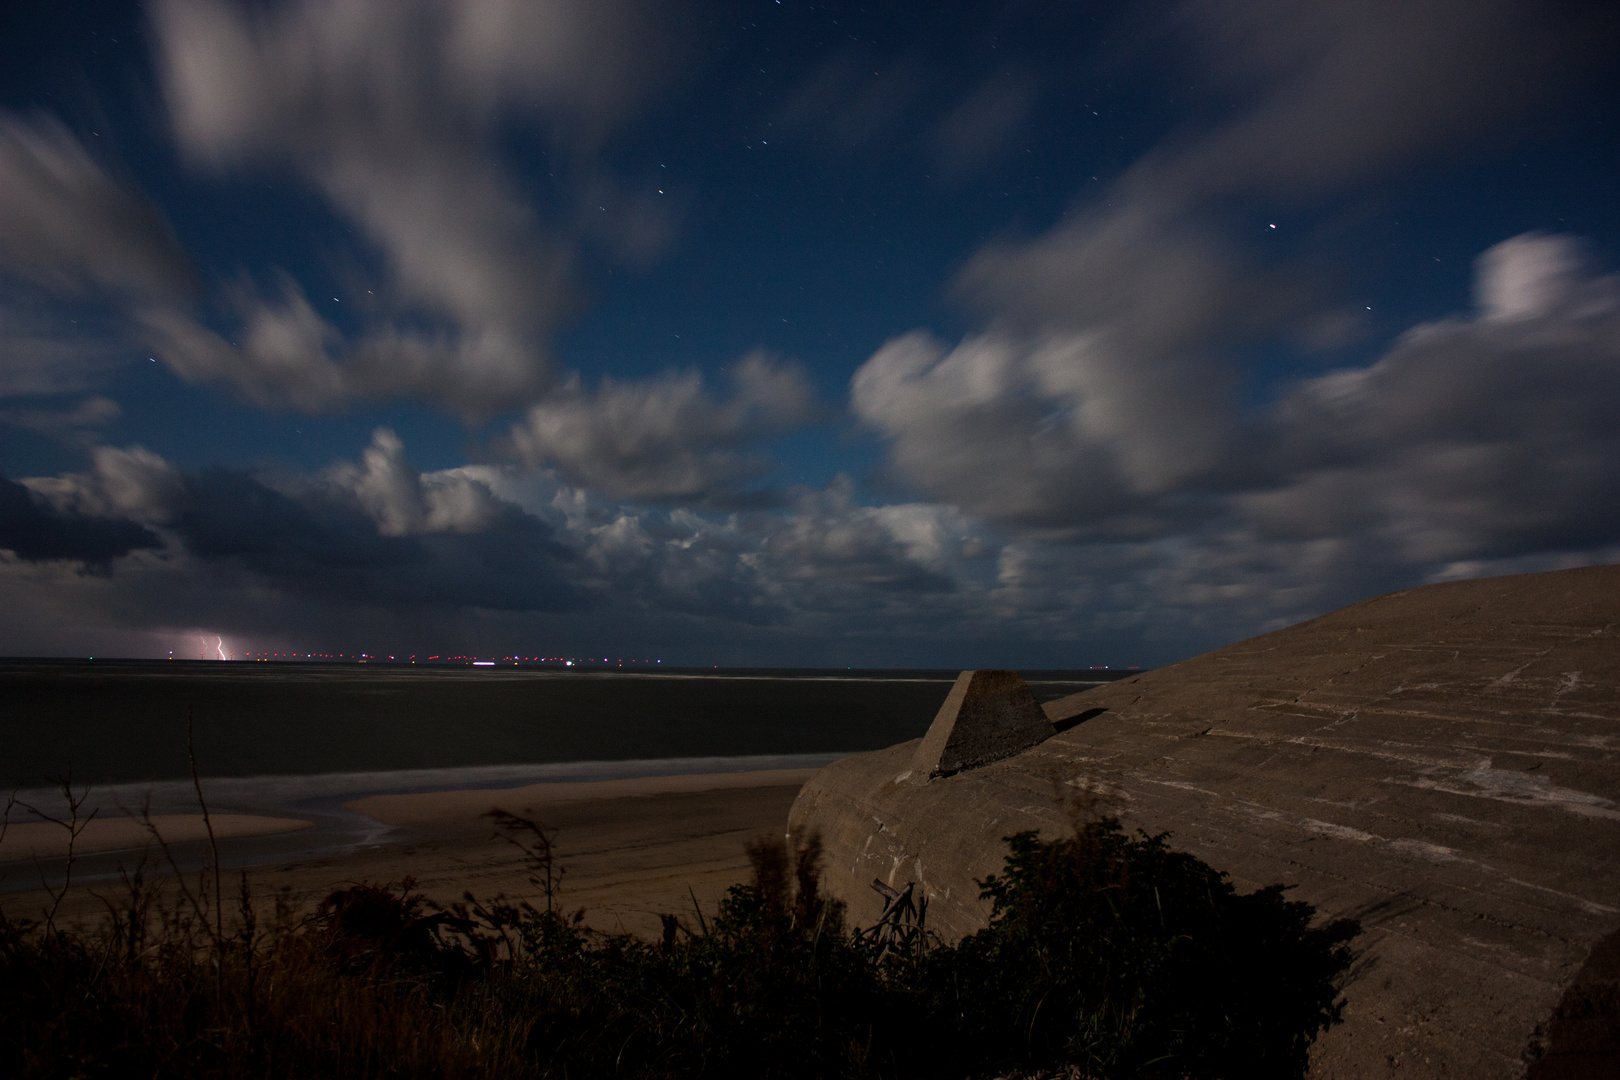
{"left": 0, "top": 814, "right": 314, "bottom": 862}
{"left": 1, "top": 767, "right": 822, "bottom": 940}
{"left": 0, "top": 665, "right": 1115, "bottom": 938}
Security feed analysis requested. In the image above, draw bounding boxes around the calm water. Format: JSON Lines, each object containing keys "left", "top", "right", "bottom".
{"left": 1, "top": 661, "right": 1126, "bottom": 889}
{"left": 0, "top": 660, "right": 1126, "bottom": 789}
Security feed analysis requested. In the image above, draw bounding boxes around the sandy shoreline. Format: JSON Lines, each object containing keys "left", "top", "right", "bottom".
{"left": 0, "top": 814, "right": 314, "bottom": 862}
{"left": 348, "top": 767, "right": 820, "bottom": 825}
{"left": 2, "top": 767, "right": 825, "bottom": 939}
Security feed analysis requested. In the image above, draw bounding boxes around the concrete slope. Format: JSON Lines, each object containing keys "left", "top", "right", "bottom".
{"left": 789, "top": 564, "right": 1620, "bottom": 1079}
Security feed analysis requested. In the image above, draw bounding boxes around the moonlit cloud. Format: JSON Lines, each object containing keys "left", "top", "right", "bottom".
{"left": 0, "top": 115, "right": 198, "bottom": 399}
{"left": 851, "top": 316, "right": 1242, "bottom": 532}
{"left": 0, "top": 1, "right": 1614, "bottom": 666}
{"left": 851, "top": 331, "right": 1136, "bottom": 529}
{"left": 853, "top": 0, "right": 1610, "bottom": 527}
{"left": 0, "top": 114, "right": 196, "bottom": 303}
{"left": 23, "top": 444, "right": 185, "bottom": 524}
{"left": 13, "top": 439, "right": 585, "bottom": 613}
{"left": 0, "top": 434, "right": 1004, "bottom": 657}
{"left": 505, "top": 353, "right": 819, "bottom": 501}
{"left": 1156, "top": 0, "right": 1607, "bottom": 201}
{"left": 137, "top": 280, "right": 350, "bottom": 412}
{"left": 149, "top": 0, "right": 673, "bottom": 411}
{"left": 325, "top": 428, "right": 509, "bottom": 536}
{"left": 1251, "top": 234, "right": 1620, "bottom": 565}
{"left": 849, "top": 0, "right": 1620, "bottom": 630}
{"left": 0, "top": 298, "right": 130, "bottom": 398}
{"left": 0, "top": 396, "right": 121, "bottom": 435}
{"left": 0, "top": 470, "right": 163, "bottom": 565}
{"left": 138, "top": 280, "right": 553, "bottom": 415}
{"left": 852, "top": 227, "right": 1620, "bottom": 641}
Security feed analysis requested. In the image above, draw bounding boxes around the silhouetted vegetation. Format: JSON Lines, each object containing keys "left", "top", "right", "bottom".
{"left": 911, "top": 821, "right": 1359, "bottom": 1079}
{"left": 0, "top": 805, "right": 1356, "bottom": 1079}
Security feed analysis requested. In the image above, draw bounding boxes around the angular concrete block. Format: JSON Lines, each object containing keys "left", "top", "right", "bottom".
{"left": 912, "top": 669, "right": 1055, "bottom": 779}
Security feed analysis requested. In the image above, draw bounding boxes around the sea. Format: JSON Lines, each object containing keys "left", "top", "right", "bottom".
{"left": 0, "top": 660, "right": 1130, "bottom": 888}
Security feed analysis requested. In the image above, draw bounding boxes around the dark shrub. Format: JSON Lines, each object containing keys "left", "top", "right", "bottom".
{"left": 916, "top": 818, "right": 1359, "bottom": 1079}
{"left": 499, "top": 827, "right": 881, "bottom": 1080}
{"left": 312, "top": 877, "right": 452, "bottom": 971}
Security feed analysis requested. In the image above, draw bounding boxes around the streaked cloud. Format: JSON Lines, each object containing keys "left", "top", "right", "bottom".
{"left": 0, "top": 114, "right": 196, "bottom": 303}
{"left": 504, "top": 353, "right": 819, "bottom": 501}
{"left": 149, "top": 0, "right": 675, "bottom": 411}
{"left": 0, "top": 0, "right": 1615, "bottom": 666}
{"left": 1252, "top": 234, "right": 1620, "bottom": 565}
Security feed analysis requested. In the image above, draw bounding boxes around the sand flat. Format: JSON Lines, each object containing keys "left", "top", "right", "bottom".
{"left": 0, "top": 813, "right": 313, "bottom": 861}
{"left": 347, "top": 767, "right": 821, "bottom": 826}
{"left": 5, "top": 770, "right": 819, "bottom": 940}
{"left": 329, "top": 769, "right": 822, "bottom": 936}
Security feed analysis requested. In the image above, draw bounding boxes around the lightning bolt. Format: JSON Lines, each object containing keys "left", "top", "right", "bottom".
{"left": 215, "top": 636, "right": 227, "bottom": 661}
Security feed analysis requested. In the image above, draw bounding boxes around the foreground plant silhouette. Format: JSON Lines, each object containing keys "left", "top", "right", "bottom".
{"left": 0, "top": 809, "right": 1357, "bottom": 1079}
{"left": 913, "top": 819, "right": 1359, "bottom": 1079}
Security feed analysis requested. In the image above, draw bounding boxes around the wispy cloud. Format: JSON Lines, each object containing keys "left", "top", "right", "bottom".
{"left": 0, "top": 114, "right": 197, "bottom": 303}
{"left": 0, "top": 114, "right": 198, "bottom": 398}
{"left": 1253, "top": 234, "right": 1620, "bottom": 565}
{"left": 1, "top": 1, "right": 1615, "bottom": 665}
{"left": 148, "top": 0, "right": 676, "bottom": 412}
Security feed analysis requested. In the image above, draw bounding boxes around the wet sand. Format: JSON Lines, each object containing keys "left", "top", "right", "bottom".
{"left": 0, "top": 814, "right": 313, "bottom": 862}
{"left": 1, "top": 769, "right": 820, "bottom": 940}
{"left": 349, "top": 767, "right": 819, "bottom": 826}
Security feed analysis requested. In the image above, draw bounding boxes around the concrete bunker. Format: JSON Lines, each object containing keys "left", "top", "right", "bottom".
{"left": 791, "top": 564, "right": 1620, "bottom": 1080}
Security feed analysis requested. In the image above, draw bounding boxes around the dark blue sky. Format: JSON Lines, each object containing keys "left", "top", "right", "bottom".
{"left": 1, "top": 0, "right": 1617, "bottom": 666}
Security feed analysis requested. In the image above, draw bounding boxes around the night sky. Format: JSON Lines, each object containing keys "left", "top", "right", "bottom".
{"left": 1, "top": 0, "right": 1617, "bottom": 667}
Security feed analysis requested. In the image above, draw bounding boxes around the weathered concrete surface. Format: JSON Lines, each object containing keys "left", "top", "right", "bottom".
{"left": 910, "top": 669, "right": 1055, "bottom": 778}
{"left": 789, "top": 565, "right": 1620, "bottom": 1079}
